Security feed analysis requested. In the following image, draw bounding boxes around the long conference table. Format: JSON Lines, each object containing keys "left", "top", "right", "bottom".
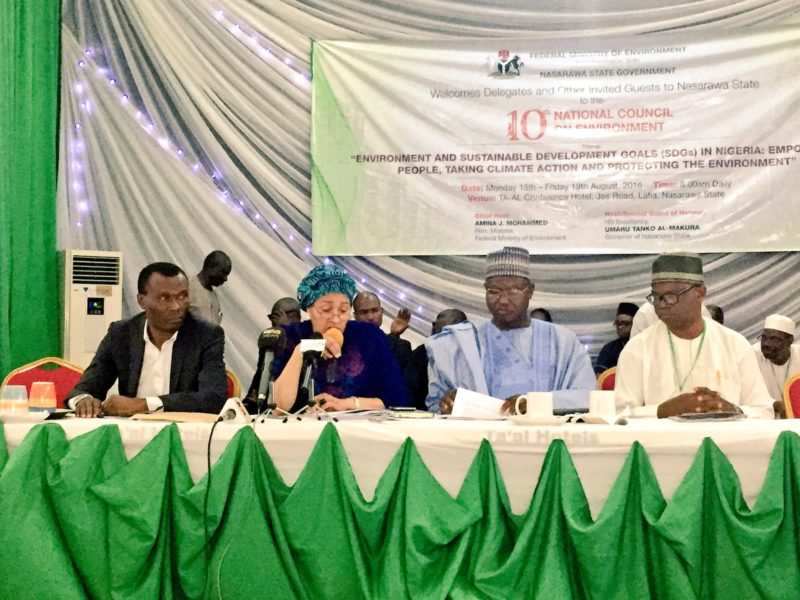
{"left": 1, "top": 415, "right": 798, "bottom": 599}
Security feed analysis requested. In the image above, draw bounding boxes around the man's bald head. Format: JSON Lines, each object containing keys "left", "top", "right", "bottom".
{"left": 269, "top": 297, "right": 301, "bottom": 327}
{"left": 353, "top": 291, "right": 383, "bottom": 327}
{"left": 432, "top": 308, "right": 467, "bottom": 335}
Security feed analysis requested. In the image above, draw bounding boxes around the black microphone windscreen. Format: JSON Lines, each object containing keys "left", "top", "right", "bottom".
{"left": 258, "top": 327, "right": 287, "bottom": 353}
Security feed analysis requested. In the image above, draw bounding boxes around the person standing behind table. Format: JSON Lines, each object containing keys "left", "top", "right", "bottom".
{"left": 66, "top": 262, "right": 227, "bottom": 417}
{"left": 272, "top": 264, "right": 409, "bottom": 413}
{"left": 188, "top": 250, "right": 232, "bottom": 325}
{"left": 752, "top": 314, "right": 800, "bottom": 418}
{"left": 615, "top": 252, "right": 773, "bottom": 419}
{"left": 425, "top": 246, "right": 595, "bottom": 414}
{"left": 410, "top": 308, "right": 468, "bottom": 411}
{"left": 595, "top": 302, "right": 639, "bottom": 374}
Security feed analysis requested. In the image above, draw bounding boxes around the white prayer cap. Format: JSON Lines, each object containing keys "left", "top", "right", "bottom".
{"left": 764, "top": 314, "right": 795, "bottom": 336}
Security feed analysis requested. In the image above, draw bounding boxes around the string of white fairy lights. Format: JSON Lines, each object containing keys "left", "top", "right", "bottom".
{"left": 65, "top": 2, "right": 426, "bottom": 320}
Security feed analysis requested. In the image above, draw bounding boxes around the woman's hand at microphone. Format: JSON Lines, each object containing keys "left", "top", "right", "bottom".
{"left": 321, "top": 328, "right": 344, "bottom": 360}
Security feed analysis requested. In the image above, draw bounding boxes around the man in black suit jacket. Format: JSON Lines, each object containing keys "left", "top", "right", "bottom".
{"left": 67, "top": 262, "right": 227, "bottom": 417}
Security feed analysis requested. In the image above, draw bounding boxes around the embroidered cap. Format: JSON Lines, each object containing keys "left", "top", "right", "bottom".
{"left": 296, "top": 264, "right": 357, "bottom": 310}
{"left": 651, "top": 252, "right": 704, "bottom": 283}
{"left": 764, "top": 314, "right": 795, "bottom": 336}
{"left": 486, "top": 246, "right": 531, "bottom": 280}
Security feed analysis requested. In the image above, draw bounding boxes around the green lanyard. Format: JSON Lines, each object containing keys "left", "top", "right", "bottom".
{"left": 667, "top": 321, "right": 706, "bottom": 393}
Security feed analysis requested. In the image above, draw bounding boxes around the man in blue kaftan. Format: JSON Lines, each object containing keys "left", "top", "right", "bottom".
{"left": 425, "top": 247, "right": 595, "bottom": 414}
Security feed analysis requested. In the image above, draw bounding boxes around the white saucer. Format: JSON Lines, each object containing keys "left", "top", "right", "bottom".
{"left": 508, "top": 414, "right": 566, "bottom": 426}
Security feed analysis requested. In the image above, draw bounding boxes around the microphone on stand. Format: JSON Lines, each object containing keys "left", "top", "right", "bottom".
{"left": 285, "top": 332, "right": 325, "bottom": 422}
{"left": 314, "top": 328, "right": 344, "bottom": 422}
{"left": 323, "top": 328, "right": 344, "bottom": 384}
{"left": 255, "top": 327, "right": 287, "bottom": 418}
{"left": 299, "top": 332, "right": 325, "bottom": 398}
{"left": 283, "top": 329, "right": 344, "bottom": 423}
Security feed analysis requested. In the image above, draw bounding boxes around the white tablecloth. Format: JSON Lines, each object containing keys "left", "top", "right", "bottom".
{"left": 3, "top": 416, "right": 799, "bottom": 515}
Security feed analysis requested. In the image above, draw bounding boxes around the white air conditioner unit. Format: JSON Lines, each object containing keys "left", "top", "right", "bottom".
{"left": 62, "top": 250, "right": 123, "bottom": 367}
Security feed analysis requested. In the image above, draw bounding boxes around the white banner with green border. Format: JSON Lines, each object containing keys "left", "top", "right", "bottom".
{"left": 311, "top": 27, "right": 800, "bottom": 255}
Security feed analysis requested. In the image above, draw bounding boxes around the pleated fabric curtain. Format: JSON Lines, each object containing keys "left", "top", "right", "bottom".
{"left": 56, "top": 2, "right": 800, "bottom": 381}
{"left": 0, "top": 423, "right": 798, "bottom": 598}
{"left": 0, "top": 0, "right": 61, "bottom": 379}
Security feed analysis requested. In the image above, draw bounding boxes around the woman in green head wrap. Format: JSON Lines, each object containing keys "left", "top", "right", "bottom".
{"left": 272, "top": 264, "right": 410, "bottom": 413}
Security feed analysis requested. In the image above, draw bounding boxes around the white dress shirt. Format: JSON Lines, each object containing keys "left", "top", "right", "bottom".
{"left": 137, "top": 320, "right": 179, "bottom": 412}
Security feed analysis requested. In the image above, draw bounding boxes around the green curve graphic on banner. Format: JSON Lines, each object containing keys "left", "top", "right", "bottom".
{"left": 311, "top": 44, "right": 364, "bottom": 253}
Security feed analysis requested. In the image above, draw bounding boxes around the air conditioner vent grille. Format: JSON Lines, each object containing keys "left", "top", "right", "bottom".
{"left": 71, "top": 256, "right": 121, "bottom": 285}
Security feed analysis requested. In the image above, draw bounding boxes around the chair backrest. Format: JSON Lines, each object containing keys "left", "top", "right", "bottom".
{"left": 783, "top": 373, "right": 800, "bottom": 419}
{"left": 226, "top": 369, "right": 242, "bottom": 399}
{"left": 597, "top": 367, "right": 616, "bottom": 391}
{"left": 1, "top": 357, "right": 84, "bottom": 408}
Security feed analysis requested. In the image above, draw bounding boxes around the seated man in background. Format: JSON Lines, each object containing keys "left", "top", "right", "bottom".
{"left": 188, "top": 250, "right": 232, "bottom": 325}
{"left": 615, "top": 252, "right": 772, "bottom": 418}
{"left": 425, "top": 246, "right": 595, "bottom": 413}
{"left": 353, "top": 291, "right": 417, "bottom": 402}
{"left": 268, "top": 297, "right": 302, "bottom": 328}
{"left": 530, "top": 307, "right": 553, "bottom": 322}
{"left": 752, "top": 314, "right": 798, "bottom": 418}
{"left": 410, "top": 308, "right": 468, "bottom": 410}
{"left": 67, "top": 262, "right": 228, "bottom": 417}
{"left": 595, "top": 302, "right": 638, "bottom": 374}
{"left": 706, "top": 303, "right": 724, "bottom": 325}
{"left": 245, "top": 297, "right": 304, "bottom": 403}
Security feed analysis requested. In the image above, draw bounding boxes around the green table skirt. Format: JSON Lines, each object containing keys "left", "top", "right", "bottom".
{"left": 0, "top": 423, "right": 798, "bottom": 599}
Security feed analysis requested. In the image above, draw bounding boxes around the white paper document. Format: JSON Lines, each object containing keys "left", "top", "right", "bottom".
{"left": 451, "top": 388, "right": 505, "bottom": 419}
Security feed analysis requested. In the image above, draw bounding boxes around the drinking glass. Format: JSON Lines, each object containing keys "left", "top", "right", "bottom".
{"left": 29, "top": 381, "right": 57, "bottom": 411}
{"left": 0, "top": 385, "right": 29, "bottom": 414}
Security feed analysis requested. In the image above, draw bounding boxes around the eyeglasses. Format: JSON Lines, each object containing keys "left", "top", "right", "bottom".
{"left": 613, "top": 319, "right": 633, "bottom": 327}
{"left": 646, "top": 285, "right": 697, "bottom": 306}
{"left": 485, "top": 287, "right": 529, "bottom": 299}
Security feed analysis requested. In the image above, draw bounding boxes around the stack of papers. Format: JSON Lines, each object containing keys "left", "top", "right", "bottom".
{"left": 451, "top": 389, "right": 505, "bottom": 419}
{"left": 325, "top": 409, "right": 391, "bottom": 421}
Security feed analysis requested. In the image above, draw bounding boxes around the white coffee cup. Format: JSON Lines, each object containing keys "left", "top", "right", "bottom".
{"left": 516, "top": 391, "right": 553, "bottom": 417}
{"left": 589, "top": 390, "right": 616, "bottom": 417}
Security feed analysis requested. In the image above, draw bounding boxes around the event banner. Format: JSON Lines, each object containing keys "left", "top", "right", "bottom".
{"left": 311, "top": 28, "right": 800, "bottom": 255}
